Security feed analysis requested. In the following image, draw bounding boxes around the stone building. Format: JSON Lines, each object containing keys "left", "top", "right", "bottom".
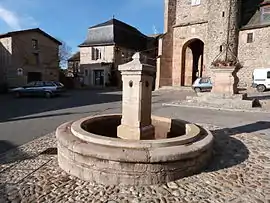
{"left": 157, "top": 0, "right": 270, "bottom": 89}
{"left": 67, "top": 52, "right": 80, "bottom": 77}
{"left": 79, "top": 18, "right": 158, "bottom": 87}
{"left": 0, "top": 28, "right": 62, "bottom": 87}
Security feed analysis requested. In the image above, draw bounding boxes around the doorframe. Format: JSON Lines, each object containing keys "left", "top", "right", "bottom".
{"left": 181, "top": 38, "right": 204, "bottom": 86}
{"left": 93, "top": 69, "right": 105, "bottom": 86}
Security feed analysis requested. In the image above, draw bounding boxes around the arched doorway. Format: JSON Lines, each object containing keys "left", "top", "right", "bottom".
{"left": 181, "top": 39, "right": 204, "bottom": 86}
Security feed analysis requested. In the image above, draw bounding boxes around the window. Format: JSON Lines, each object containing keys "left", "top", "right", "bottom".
{"left": 191, "top": 0, "right": 200, "bottom": 6}
{"left": 85, "top": 69, "right": 88, "bottom": 76}
{"left": 54, "top": 82, "right": 64, "bottom": 87}
{"left": 267, "top": 71, "right": 270, "bottom": 79}
{"left": 261, "top": 6, "right": 270, "bottom": 23}
{"left": 91, "top": 48, "right": 101, "bottom": 60}
{"left": 68, "top": 61, "right": 73, "bottom": 68}
{"left": 199, "top": 78, "right": 209, "bottom": 84}
{"left": 25, "top": 81, "right": 36, "bottom": 87}
{"left": 44, "top": 81, "right": 54, "bottom": 86}
{"left": 32, "top": 39, "right": 38, "bottom": 50}
{"left": 35, "top": 81, "right": 44, "bottom": 87}
{"left": 247, "top": 33, "right": 253, "bottom": 43}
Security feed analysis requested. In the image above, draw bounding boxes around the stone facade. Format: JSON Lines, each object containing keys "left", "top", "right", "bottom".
{"left": 157, "top": 0, "right": 270, "bottom": 89}
{"left": 67, "top": 52, "right": 80, "bottom": 77}
{"left": 79, "top": 18, "right": 158, "bottom": 88}
{"left": 0, "top": 37, "right": 12, "bottom": 85}
{"left": 238, "top": 26, "right": 270, "bottom": 87}
{"left": 0, "top": 28, "right": 61, "bottom": 87}
{"left": 80, "top": 45, "right": 137, "bottom": 87}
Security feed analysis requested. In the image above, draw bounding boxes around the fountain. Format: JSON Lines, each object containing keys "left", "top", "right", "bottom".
{"left": 56, "top": 53, "right": 214, "bottom": 186}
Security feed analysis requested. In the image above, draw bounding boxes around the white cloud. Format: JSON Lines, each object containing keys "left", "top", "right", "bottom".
{"left": 0, "top": 5, "right": 21, "bottom": 30}
{"left": 0, "top": 3, "right": 38, "bottom": 31}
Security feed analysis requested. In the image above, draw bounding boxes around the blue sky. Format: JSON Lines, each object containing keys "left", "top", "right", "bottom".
{"left": 0, "top": 0, "right": 164, "bottom": 53}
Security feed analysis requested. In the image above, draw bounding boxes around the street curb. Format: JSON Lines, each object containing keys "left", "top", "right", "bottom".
{"left": 162, "top": 103, "right": 270, "bottom": 114}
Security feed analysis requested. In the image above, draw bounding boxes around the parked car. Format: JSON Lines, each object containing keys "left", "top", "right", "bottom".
{"left": 9, "top": 81, "right": 65, "bottom": 98}
{"left": 252, "top": 68, "right": 270, "bottom": 92}
{"left": 192, "top": 77, "right": 212, "bottom": 92}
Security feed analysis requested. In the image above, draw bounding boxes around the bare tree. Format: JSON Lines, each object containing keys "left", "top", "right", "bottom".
{"left": 59, "top": 40, "right": 72, "bottom": 68}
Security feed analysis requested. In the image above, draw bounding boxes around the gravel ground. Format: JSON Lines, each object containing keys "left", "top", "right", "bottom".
{"left": 0, "top": 124, "right": 269, "bottom": 203}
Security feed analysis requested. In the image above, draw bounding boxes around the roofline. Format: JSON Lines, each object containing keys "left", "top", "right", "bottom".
{"left": 88, "top": 18, "right": 148, "bottom": 38}
{"left": 148, "top": 33, "right": 164, "bottom": 39}
{"left": 240, "top": 23, "right": 270, "bottom": 31}
{"left": 78, "top": 42, "right": 116, "bottom": 47}
{"left": 0, "top": 28, "right": 62, "bottom": 45}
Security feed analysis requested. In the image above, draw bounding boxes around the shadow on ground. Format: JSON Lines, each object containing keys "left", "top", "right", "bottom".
{"left": 205, "top": 121, "right": 270, "bottom": 172}
{"left": 0, "top": 140, "right": 33, "bottom": 165}
{"left": 0, "top": 140, "right": 38, "bottom": 202}
{"left": 0, "top": 89, "right": 121, "bottom": 123}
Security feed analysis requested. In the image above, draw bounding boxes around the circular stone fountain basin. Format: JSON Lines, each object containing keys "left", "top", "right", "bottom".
{"left": 56, "top": 114, "right": 213, "bottom": 186}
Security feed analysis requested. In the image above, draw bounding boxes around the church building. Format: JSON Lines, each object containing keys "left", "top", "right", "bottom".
{"left": 156, "top": 0, "right": 270, "bottom": 89}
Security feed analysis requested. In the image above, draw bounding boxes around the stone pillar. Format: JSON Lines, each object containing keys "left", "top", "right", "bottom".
{"left": 211, "top": 67, "right": 238, "bottom": 95}
{"left": 207, "top": 0, "right": 240, "bottom": 67}
{"left": 117, "top": 53, "right": 156, "bottom": 140}
{"left": 207, "top": 0, "right": 241, "bottom": 95}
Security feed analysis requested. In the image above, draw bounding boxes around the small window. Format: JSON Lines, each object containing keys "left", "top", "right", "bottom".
{"left": 26, "top": 81, "right": 36, "bottom": 87}
{"left": 85, "top": 69, "right": 88, "bottom": 76}
{"left": 267, "top": 71, "right": 270, "bottom": 79}
{"left": 199, "top": 78, "right": 209, "bottom": 84}
{"left": 220, "top": 45, "right": 223, "bottom": 52}
{"left": 91, "top": 48, "right": 101, "bottom": 60}
{"left": 44, "top": 81, "right": 54, "bottom": 86}
{"left": 32, "top": 39, "right": 38, "bottom": 50}
{"left": 191, "top": 0, "right": 200, "bottom": 6}
{"left": 35, "top": 81, "right": 44, "bottom": 87}
{"left": 54, "top": 82, "right": 64, "bottom": 87}
{"left": 247, "top": 33, "right": 253, "bottom": 43}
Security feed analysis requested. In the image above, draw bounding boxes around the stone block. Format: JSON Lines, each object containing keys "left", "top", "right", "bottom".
{"left": 117, "top": 124, "right": 155, "bottom": 140}
{"left": 211, "top": 67, "right": 238, "bottom": 95}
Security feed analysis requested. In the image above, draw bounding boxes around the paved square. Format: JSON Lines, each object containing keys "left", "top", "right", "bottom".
{"left": 1, "top": 89, "right": 270, "bottom": 202}
{"left": 0, "top": 123, "right": 269, "bottom": 203}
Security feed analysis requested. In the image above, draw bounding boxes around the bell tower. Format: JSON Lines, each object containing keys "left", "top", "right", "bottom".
{"left": 207, "top": 0, "right": 241, "bottom": 66}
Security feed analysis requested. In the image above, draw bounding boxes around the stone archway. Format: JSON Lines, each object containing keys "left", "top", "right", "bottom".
{"left": 181, "top": 39, "right": 204, "bottom": 86}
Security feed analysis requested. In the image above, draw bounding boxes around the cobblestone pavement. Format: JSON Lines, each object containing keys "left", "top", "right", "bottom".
{"left": 163, "top": 100, "right": 270, "bottom": 113}
{"left": 162, "top": 91, "right": 270, "bottom": 113}
{"left": 0, "top": 124, "right": 269, "bottom": 203}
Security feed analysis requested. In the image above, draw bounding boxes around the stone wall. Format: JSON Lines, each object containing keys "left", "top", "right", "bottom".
{"left": 0, "top": 37, "right": 12, "bottom": 84}
{"left": 0, "top": 31, "right": 60, "bottom": 87}
{"left": 158, "top": 0, "right": 177, "bottom": 87}
{"left": 175, "top": 0, "right": 208, "bottom": 26}
{"left": 80, "top": 46, "right": 115, "bottom": 65}
{"left": 237, "top": 26, "right": 270, "bottom": 88}
{"left": 80, "top": 45, "right": 140, "bottom": 87}
{"left": 159, "top": 0, "right": 241, "bottom": 86}
{"left": 207, "top": 0, "right": 240, "bottom": 67}
{"left": 172, "top": 23, "right": 208, "bottom": 86}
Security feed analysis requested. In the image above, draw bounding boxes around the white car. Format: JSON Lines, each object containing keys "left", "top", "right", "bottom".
{"left": 252, "top": 68, "right": 270, "bottom": 92}
{"left": 192, "top": 77, "right": 212, "bottom": 93}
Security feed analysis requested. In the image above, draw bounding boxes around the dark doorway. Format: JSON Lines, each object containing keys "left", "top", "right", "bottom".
{"left": 27, "top": 72, "right": 42, "bottom": 83}
{"left": 94, "top": 70, "right": 104, "bottom": 86}
{"left": 181, "top": 39, "right": 204, "bottom": 86}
